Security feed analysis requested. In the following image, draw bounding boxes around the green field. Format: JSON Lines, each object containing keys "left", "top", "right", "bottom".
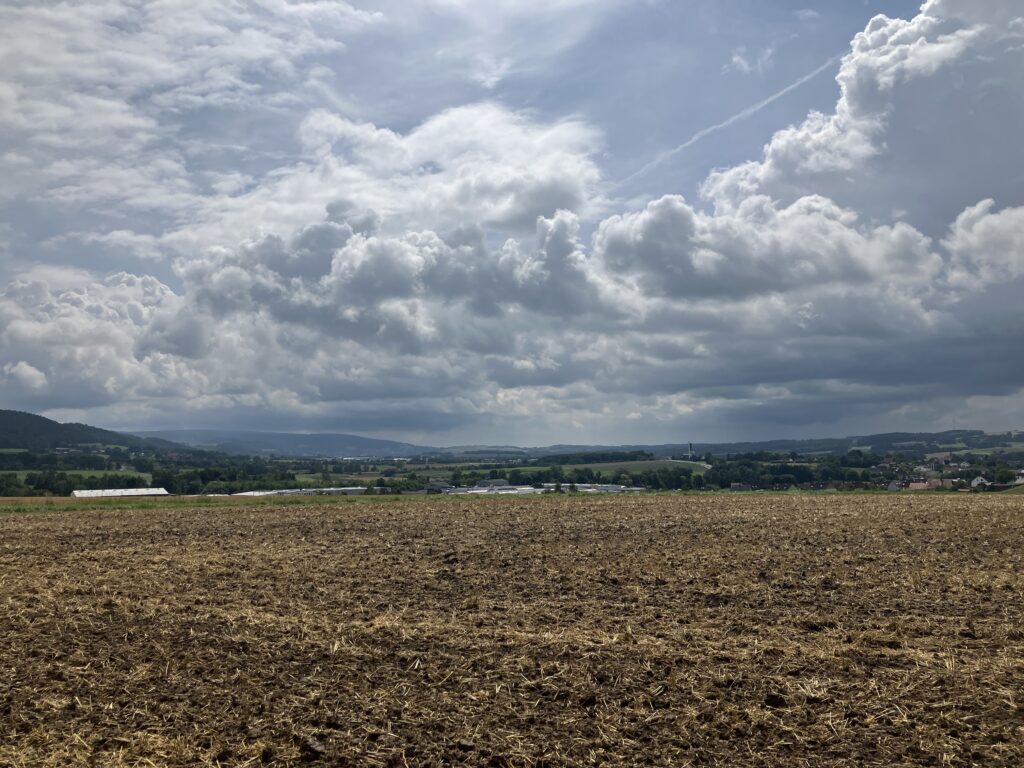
{"left": 294, "top": 472, "right": 366, "bottom": 485}
{"left": 0, "top": 448, "right": 29, "bottom": 454}
{"left": 7, "top": 469, "right": 152, "bottom": 483}
{"left": 547, "top": 459, "right": 710, "bottom": 476}
{"left": 961, "top": 442, "right": 1024, "bottom": 456}
{"left": 298, "top": 459, "right": 711, "bottom": 484}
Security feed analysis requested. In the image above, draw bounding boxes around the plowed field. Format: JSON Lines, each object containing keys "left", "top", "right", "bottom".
{"left": 2, "top": 494, "right": 1022, "bottom": 766}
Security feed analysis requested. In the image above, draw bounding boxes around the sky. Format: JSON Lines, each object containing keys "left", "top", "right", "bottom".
{"left": 1, "top": 0, "right": 1023, "bottom": 446}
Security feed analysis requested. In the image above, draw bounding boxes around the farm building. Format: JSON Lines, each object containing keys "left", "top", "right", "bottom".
{"left": 567, "top": 484, "right": 644, "bottom": 494}
{"left": 71, "top": 488, "right": 170, "bottom": 499}
{"left": 444, "top": 484, "right": 644, "bottom": 496}
{"left": 231, "top": 487, "right": 366, "bottom": 497}
{"left": 446, "top": 485, "right": 546, "bottom": 496}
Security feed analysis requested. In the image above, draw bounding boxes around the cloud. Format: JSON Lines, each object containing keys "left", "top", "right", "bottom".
{"left": 944, "top": 200, "right": 1024, "bottom": 286}
{"left": 922, "top": 0, "right": 1024, "bottom": 27}
{"left": 594, "top": 193, "right": 941, "bottom": 299}
{"left": 0, "top": 271, "right": 192, "bottom": 411}
{"left": 725, "top": 46, "right": 775, "bottom": 75}
{"left": 702, "top": 5, "right": 1024, "bottom": 233}
{"left": 1, "top": 1, "right": 1023, "bottom": 442}
{"left": 417, "top": 0, "right": 623, "bottom": 88}
{"left": 289, "top": 103, "right": 604, "bottom": 234}
{"left": 0, "top": 1, "right": 380, "bottom": 206}
{"left": 620, "top": 54, "right": 842, "bottom": 187}
{"left": 3, "top": 361, "right": 48, "bottom": 392}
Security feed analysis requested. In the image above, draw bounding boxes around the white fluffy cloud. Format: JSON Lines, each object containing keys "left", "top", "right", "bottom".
{"left": 2, "top": 1, "right": 1023, "bottom": 442}
{"left": 3, "top": 361, "right": 48, "bottom": 392}
{"left": 0, "top": 1, "right": 379, "bottom": 206}
{"left": 945, "top": 201, "right": 1024, "bottom": 286}
{"left": 702, "top": 2, "right": 1024, "bottom": 233}
{"left": 278, "top": 102, "right": 602, "bottom": 234}
{"left": 594, "top": 194, "right": 942, "bottom": 299}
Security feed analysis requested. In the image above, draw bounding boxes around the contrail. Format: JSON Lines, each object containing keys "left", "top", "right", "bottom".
{"left": 618, "top": 54, "right": 843, "bottom": 188}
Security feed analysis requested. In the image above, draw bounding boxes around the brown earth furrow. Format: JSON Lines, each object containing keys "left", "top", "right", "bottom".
{"left": 0, "top": 494, "right": 1022, "bottom": 766}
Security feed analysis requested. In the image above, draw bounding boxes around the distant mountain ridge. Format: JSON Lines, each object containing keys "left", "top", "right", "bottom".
{"left": 0, "top": 410, "right": 183, "bottom": 452}
{"left": 130, "top": 427, "right": 1022, "bottom": 460}
{"left": 131, "top": 429, "right": 436, "bottom": 458}
{"left": 529, "top": 430, "right": 1016, "bottom": 459}
{"left": 4, "top": 409, "right": 1019, "bottom": 460}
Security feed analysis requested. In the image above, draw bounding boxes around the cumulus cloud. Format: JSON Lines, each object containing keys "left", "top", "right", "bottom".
{"left": 0, "top": 0, "right": 379, "bottom": 205}
{"left": 3, "top": 361, "right": 48, "bottom": 392}
{"left": 0, "top": 1, "right": 607, "bottom": 275}
{"left": 945, "top": 201, "right": 1024, "bottom": 286}
{"left": 290, "top": 103, "right": 603, "bottom": 233}
{"left": 702, "top": 3, "right": 1024, "bottom": 232}
{"left": 595, "top": 193, "right": 942, "bottom": 299}
{"left": 1, "top": 1, "right": 1023, "bottom": 442}
{"left": 0, "top": 272, "right": 193, "bottom": 411}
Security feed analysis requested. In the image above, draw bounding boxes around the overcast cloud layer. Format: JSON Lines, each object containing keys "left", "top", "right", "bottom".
{"left": 1, "top": 0, "right": 1022, "bottom": 444}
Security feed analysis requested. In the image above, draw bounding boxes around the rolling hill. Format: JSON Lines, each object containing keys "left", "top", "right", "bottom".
{"left": 131, "top": 429, "right": 437, "bottom": 458}
{"left": 5, "top": 407, "right": 1019, "bottom": 462}
{"left": 0, "top": 410, "right": 183, "bottom": 453}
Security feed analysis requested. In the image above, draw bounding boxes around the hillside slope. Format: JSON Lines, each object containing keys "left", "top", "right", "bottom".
{"left": 132, "top": 429, "right": 436, "bottom": 458}
{"left": 0, "top": 410, "right": 181, "bottom": 452}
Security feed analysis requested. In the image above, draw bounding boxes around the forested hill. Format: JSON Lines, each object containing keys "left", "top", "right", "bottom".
{"left": 0, "top": 410, "right": 181, "bottom": 452}
{"left": 131, "top": 429, "right": 436, "bottom": 458}
{"left": 497, "top": 430, "right": 1017, "bottom": 460}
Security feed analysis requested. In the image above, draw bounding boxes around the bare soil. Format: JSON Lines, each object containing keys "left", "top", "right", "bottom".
{"left": 1, "top": 494, "right": 1022, "bottom": 766}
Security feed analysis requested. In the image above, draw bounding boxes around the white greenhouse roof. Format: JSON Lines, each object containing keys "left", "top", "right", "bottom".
{"left": 71, "top": 488, "right": 170, "bottom": 498}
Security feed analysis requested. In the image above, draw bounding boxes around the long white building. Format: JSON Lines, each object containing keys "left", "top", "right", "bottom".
{"left": 71, "top": 488, "right": 170, "bottom": 498}
{"left": 231, "top": 487, "right": 367, "bottom": 497}
{"left": 443, "top": 484, "right": 644, "bottom": 496}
